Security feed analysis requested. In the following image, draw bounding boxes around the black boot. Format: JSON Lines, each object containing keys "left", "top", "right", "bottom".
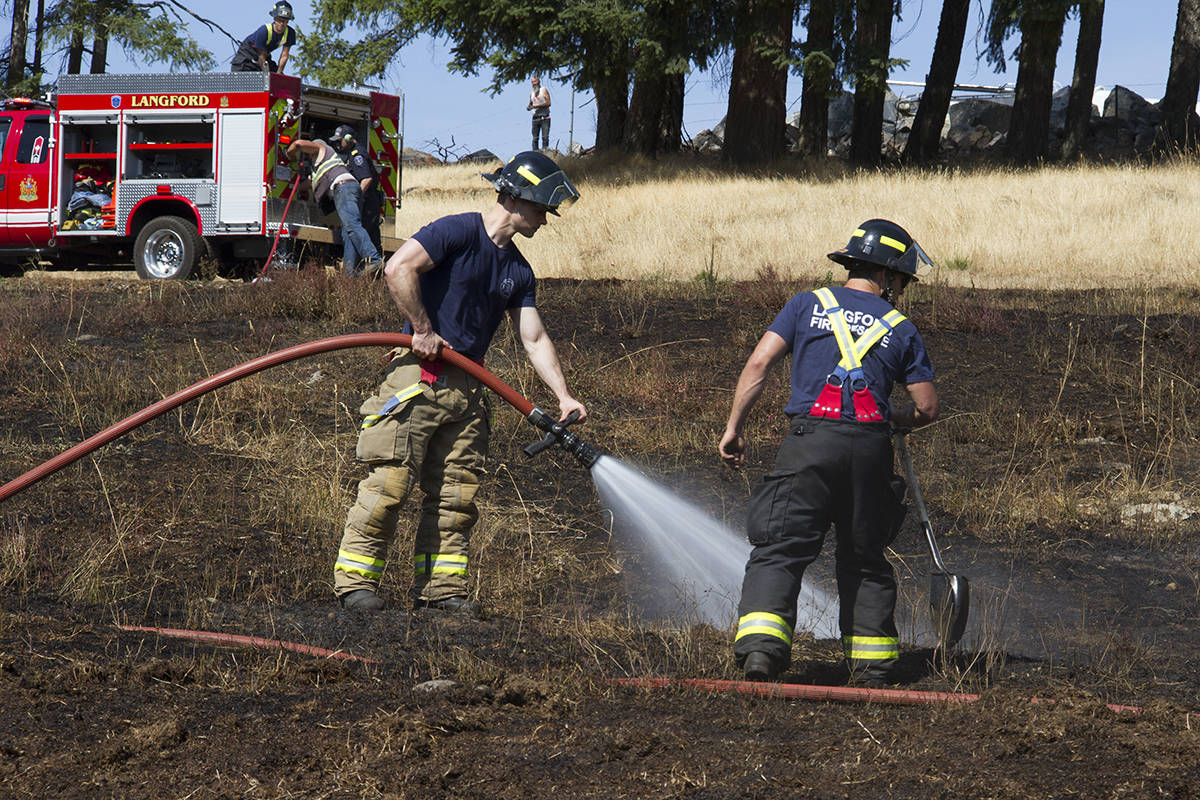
{"left": 340, "top": 589, "right": 385, "bottom": 611}
{"left": 414, "top": 595, "right": 481, "bottom": 614}
{"left": 743, "top": 651, "right": 779, "bottom": 682}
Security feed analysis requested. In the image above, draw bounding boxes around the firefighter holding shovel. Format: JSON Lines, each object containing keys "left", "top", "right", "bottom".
{"left": 719, "top": 219, "right": 939, "bottom": 684}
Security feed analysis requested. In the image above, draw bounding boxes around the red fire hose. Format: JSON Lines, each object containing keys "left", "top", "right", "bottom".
{"left": 0, "top": 334, "right": 546, "bottom": 504}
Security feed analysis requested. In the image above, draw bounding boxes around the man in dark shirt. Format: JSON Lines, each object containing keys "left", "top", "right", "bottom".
{"left": 720, "top": 219, "right": 940, "bottom": 685}
{"left": 330, "top": 124, "right": 383, "bottom": 255}
{"left": 232, "top": 2, "right": 297, "bottom": 73}
{"left": 334, "top": 151, "right": 585, "bottom": 613}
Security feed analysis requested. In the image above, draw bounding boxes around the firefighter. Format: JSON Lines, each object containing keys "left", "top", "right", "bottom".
{"left": 330, "top": 124, "right": 383, "bottom": 256}
{"left": 231, "top": 2, "right": 297, "bottom": 73}
{"left": 285, "top": 133, "right": 382, "bottom": 275}
{"left": 719, "top": 219, "right": 940, "bottom": 684}
{"left": 334, "top": 152, "right": 587, "bottom": 613}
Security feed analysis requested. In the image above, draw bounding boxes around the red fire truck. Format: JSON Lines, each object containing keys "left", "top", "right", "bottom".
{"left": 0, "top": 72, "right": 400, "bottom": 279}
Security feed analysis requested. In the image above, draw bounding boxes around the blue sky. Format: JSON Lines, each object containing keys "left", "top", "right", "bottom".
{"left": 92, "top": 1, "right": 1181, "bottom": 161}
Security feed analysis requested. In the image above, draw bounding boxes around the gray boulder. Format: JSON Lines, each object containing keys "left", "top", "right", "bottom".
{"left": 948, "top": 94, "right": 1014, "bottom": 132}
{"left": 1103, "top": 85, "right": 1150, "bottom": 122}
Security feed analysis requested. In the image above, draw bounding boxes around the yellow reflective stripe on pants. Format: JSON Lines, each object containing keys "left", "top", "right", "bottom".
{"left": 414, "top": 553, "right": 468, "bottom": 576}
{"left": 843, "top": 635, "right": 899, "bottom": 661}
{"left": 361, "top": 382, "right": 425, "bottom": 429}
{"left": 335, "top": 548, "right": 385, "bottom": 580}
{"left": 735, "top": 611, "right": 793, "bottom": 647}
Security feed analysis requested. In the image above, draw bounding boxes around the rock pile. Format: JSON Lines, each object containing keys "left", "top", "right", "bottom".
{"left": 691, "top": 83, "right": 1173, "bottom": 161}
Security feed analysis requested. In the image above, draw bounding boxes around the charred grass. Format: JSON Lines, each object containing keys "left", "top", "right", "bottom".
{"left": 1, "top": 270, "right": 1199, "bottom": 797}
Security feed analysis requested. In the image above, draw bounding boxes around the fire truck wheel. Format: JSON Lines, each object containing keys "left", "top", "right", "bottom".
{"left": 134, "top": 216, "right": 204, "bottom": 280}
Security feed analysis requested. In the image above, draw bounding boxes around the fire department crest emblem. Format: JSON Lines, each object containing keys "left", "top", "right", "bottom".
{"left": 110, "top": 95, "right": 121, "bottom": 108}
{"left": 220, "top": 96, "right": 229, "bottom": 108}
{"left": 18, "top": 176, "right": 38, "bottom": 203}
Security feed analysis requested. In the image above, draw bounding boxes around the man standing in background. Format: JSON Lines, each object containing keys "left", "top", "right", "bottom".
{"left": 527, "top": 76, "right": 551, "bottom": 150}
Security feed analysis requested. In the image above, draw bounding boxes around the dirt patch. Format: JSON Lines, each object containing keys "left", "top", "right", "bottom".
{"left": 1, "top": 273, "right": 1198, "bottom": 798}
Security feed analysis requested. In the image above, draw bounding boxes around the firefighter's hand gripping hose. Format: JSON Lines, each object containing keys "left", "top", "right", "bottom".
{"left": 0, "top": 334, "right": 603, "bottom": 504}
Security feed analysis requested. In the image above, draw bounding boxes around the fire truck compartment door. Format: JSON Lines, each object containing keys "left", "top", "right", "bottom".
{"left": 217, "top": 110, "right": 265, "bottom": 225}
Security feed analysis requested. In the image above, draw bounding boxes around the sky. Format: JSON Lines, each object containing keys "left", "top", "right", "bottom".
{"left": 90, "top": 1, "right": 1183, "bottom": 162}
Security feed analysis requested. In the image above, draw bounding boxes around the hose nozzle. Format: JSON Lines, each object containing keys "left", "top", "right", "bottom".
{"left": 524, "top": 408, "right": 602, "bottom": 469}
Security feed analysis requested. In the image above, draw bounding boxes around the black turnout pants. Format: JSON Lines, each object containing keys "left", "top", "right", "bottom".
{"left": 735, "top": 417, "right": 905, "bottom": 678}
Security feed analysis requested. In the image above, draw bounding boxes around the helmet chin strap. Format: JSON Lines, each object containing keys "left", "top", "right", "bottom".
{"left": 881, "top": 270, "right": 900, "bottom": 305}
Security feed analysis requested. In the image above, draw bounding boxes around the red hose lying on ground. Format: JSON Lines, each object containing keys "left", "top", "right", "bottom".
{"left": 0, "top": 333, "right": 534, "bottom": 503}
{"left": 613, "top": 677, "right": 1163, "bottom": 717}
{"left": 117, "top": 624, "right": 379, "bottom": 664}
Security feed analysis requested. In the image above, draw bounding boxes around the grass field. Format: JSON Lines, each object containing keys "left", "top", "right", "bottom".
{"left": 2, "top": 159, "right": 1199, "bottom": 796}
{"left": 397, "top": 157, "right": 1200, "bottom": 289}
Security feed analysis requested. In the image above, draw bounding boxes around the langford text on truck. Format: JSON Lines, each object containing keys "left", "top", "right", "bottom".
{"left": 0, "top": 72, "right": 401, "bottom": 279}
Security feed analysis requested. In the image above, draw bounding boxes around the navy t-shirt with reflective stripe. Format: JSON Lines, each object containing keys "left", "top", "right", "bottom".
{"left": 245, "top": 24, "right": 296, "bottom": 52}
{"left": 767, "top": 286, "right": 935, "bottom": 420}
{"left": 408, "top": 212, "right": 537, "bottom": 363}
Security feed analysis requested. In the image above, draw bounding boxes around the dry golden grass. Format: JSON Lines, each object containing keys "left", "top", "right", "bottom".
{"left": 395, "top": 158, "right": 1200, "bottom": 289}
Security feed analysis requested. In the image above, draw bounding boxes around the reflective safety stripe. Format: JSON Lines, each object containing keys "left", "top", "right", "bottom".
{"left": 850, "top": 228, "right": 907, "bottom": 256}
{"left": 335, "top": 549, "right": 385, "bottom": 580}
{"left": 516, "top": 165, "right": 542, "bottom": 185}
{"left": 414, "top": 553, "right": 469, "bottom": 576}
{"left": 311, "top": 151, "right": 344, "bottom": 186}
{"left": 735, "top": 611, "right": 793, "bottom": 647}
{"left": 842, "top": 635, "right": 899, "bottom": 661}
{"left": 361, "top": 382, "right": 425, "bottom": 429}
{"left": 813, "top": 288, "right": 908, "bottom": 372}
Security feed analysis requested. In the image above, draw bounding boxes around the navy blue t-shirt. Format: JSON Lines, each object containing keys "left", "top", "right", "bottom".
{"left": 244, "top": 24, "right": 296, "bottom": 52}
{"left": 408, "top": 212, "right": 537, "bottom": 362}
{"left": 768, "top": 286, "right": 935, "bottom": 420}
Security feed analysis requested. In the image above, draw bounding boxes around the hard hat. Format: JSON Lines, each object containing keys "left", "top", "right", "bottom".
{"left": 483, "top": 151, "right": 580, "bottom": 215}
{"left": 827, "top": 218, "right": 934, "bottom": 280}
{"left": 329, "top": 124, "right": 357, "bottom": 145}
{"left": 270, "top": 1, "right": 294, "bottom": 20}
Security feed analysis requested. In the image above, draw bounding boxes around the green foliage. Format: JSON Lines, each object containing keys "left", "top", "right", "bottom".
{"left": 44, "top": 0, "right": 219, "bottom": 72}
{"left": 984, "top": 0, "right": 1075, "bottom": 71}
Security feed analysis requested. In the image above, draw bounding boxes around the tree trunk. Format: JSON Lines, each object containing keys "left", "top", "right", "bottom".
{"left": 7, "top": 0, "right": 31, "bottom": 89}
{"left": 724, "top": 0, "right": 793, "bottom": 165}
{"left": 850, "top": 0, "right": 894, "bottom": 166}
{"left": 659, "top": 72, "right": 685, "bottom": 153}
{"left": 903, "top": 0, "right": 970, "bottom": 163}
{"left": 796, "top": 0, "right": 836, "bottom": 157}
{"left": 1005, "top": 6, "right": 1067, "bottom": 165}
{"left": 32, "top": 0, "right": 45, "bottom": 77}
{"left": 67, "top": 29, "right": 84, "bottom": 74}
{"left": 1061, "top": 0, "right": 1104, "bottom": 161}
{"left": 625, "top": 72, "right": 668, "bottom": 155}
{"left": 593, "top": 72, "right": 630, "bottom": 152}
{"left": 1158, "top": 0, "right": 1200, "bottom": 153}
{"left": 90, "top": 33, "right": 109, "bottom": 74}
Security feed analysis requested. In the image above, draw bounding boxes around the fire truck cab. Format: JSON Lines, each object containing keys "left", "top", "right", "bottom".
{"left": 0, "top": 72, "right": 401, "bottom": 279}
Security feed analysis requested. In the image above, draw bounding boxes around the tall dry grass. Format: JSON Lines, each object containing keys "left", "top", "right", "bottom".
{"left": 395, "top": 157, "right": 1200, "bottom": 289}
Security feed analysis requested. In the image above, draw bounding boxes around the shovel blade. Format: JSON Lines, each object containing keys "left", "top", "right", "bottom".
{"left": 929, "top": 572, "right": 970, "bottom": 649}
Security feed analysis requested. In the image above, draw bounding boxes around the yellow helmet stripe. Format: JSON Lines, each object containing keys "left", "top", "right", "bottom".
{"left": 516, "top": 165, "right": 542, "bottom": 185}
{"left": 879, "top": 234, "right": 908, "bottom": 253}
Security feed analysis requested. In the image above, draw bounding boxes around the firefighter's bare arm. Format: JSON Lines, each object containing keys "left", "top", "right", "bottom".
{"left": 719, "top": 331, "right": 789, "bottom": 468}
{"left": 359, "top": 176, "right": 374, "bottom": 193}
{"left": 277, "top": 45, "right": 290, "bottom": 74}
{"left": 512, "top": 305, "right": 586, "bottom": 422}
{"left": 285, "top": 139, "right": 323, "bottom": 161}
{"left": 892, "top": 381, "right": 939, "bottom": 429}
{"left": 382, "top": 238, "right": 446, "bottom": 360}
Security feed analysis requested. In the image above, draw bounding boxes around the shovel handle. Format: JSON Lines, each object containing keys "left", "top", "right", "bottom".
{"left": 894, "top": 433, "right": 950, "bottom": 574}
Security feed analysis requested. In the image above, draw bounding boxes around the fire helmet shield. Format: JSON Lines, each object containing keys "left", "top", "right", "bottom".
{"left": 484, "top": 151, "right": 580, "bottom": 215}
{"left": 827, "top": 219, "right": 932, "bottom": 281}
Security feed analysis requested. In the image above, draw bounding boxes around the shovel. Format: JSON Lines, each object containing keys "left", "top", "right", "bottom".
{"left": 894, "top": 433, "right": 970, "bottom": 649}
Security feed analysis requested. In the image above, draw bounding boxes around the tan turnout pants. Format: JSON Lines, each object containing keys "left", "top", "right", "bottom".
{"left": 334, "top": 349, "right": 489, "bottom": 603}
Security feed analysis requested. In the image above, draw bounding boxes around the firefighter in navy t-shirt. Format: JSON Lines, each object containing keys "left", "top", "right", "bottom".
{"left": 333, "top": 152, "right": 587, "bottom": 614}
{"left": 232, "top": 2, "right": 297, "bottom": 73}
{"left": 719, "top": 219, "right": 940, "bottom": 685}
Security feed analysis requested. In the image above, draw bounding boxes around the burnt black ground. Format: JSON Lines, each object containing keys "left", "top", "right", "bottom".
{"left": 1, "top": 271, "right": 1199, "bottom": 798}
